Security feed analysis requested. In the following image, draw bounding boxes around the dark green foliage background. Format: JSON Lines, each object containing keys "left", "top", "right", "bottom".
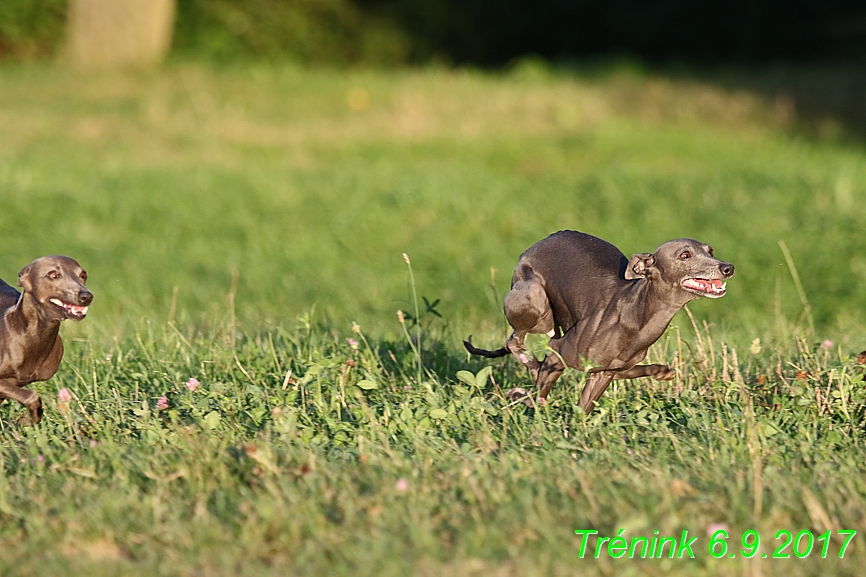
{"left": 3, "top": 0, "right": 866, "bottom": 65}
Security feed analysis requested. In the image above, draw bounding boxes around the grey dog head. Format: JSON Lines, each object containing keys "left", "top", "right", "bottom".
{"left": 18, "top": 255, "right": 93, "bottom": 321}
{"left": 625, "top": 239, "right": 734, "bottom": 299}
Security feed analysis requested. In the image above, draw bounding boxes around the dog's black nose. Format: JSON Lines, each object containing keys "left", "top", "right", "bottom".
{"left": 78, "top": 291, "right": 93, "bottom": 305}
{"left": 719, "top": 263, "right": 734, "bottom": 277}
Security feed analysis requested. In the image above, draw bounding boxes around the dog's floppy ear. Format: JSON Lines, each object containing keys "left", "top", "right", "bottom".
{"left": 18, "top": 265, "right": 33, "bottom": 292}
{"left": 625, "top": 253, "right": 655, "bottom": 280}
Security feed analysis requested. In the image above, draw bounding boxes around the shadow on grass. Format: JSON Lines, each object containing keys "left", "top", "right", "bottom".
{"left": 663, "top": 62, "right": 866, "bottom": 143}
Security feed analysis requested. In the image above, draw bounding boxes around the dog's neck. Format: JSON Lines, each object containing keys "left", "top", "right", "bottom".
{"left": 633, "top": 278, "right": 693, "bottom": 336}
{"left": 6, "top": 292, "right": 63, "bottom": 341}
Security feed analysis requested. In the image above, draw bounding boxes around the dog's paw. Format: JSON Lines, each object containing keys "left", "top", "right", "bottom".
{"left": 19, "top": 398, "right": 43, "bottom": 426}
{"left": 506, "top": 387, "right": 530, "bottom": 401}
{"left": 505, "top": 388, "right": 547, "bottom": 407}
{"left": 654, "top": 366, "right": 676, "bottom": 381}
{"left": 18, "top": 412, "right": 42, "bottom": 427}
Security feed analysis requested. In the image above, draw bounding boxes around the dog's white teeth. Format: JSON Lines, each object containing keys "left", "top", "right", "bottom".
{"left": 48, "top": 298, "right": 88, "bottom": 315}
{"left": 721, "top": 282, "right": 727, "bottom": 291}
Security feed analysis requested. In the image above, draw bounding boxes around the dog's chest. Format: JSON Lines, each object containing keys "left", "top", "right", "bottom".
{"left": 0, "top": 335, "right": 62, "bottom": 384}
{"left": 568, "top": 304, "right": 670, "bottom": 369}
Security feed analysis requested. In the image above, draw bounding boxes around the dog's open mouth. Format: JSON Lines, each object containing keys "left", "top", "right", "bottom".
{"left": 681, "top": 278, "right": 727, "bottom": 298}
{"left": 49, "top": 298, "right": 89, "bottom": 319}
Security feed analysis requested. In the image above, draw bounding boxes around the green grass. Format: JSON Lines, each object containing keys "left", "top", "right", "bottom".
{"left": 0, "top": 61, "right": 865, "bottom": 576}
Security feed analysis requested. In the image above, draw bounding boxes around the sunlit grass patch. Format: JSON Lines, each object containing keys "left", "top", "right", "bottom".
{"left": 0, "top": 314, "right": 864, "bottom": 575}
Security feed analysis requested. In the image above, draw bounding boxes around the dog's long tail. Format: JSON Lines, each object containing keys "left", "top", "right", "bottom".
{"left": 463, "top": 335, "right": 509, "bottom": 358}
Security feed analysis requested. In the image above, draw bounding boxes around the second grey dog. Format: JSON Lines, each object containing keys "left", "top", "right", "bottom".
{"left": 0, "top": 256, "right": 93, "bottom": 425}
{"left": 464, "top": 230, "right": 733, "bottom": 413}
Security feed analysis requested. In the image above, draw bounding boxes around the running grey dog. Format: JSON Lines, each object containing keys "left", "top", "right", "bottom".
{"left": 0, "top": 256, "right": 93, "bottom": 425}
{"left": 465, "top": 230, "right": 733, "bottom": 413}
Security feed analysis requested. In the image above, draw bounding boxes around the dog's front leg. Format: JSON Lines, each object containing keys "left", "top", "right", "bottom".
{"left": 613, "top": 364, "right": 675, "bottom": 380}
{"left": 0, "top": 380, "right": 42, "bottom": 425}
{"left": 536, "top": 353, "right": 565, "bottom": 399}
{"left": 505, "top": 353, "right": 564, "bottom": 408}
{"left": 577, "top": 372, "right": 614, "bottom": 414}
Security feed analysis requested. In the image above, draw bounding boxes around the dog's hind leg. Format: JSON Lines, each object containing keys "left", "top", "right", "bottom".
{"left": 503, "top": 259, "right": 556, "bottom": 379}
{"left": 505, "top": 259, "right": 555, "bottom": 336}
{"left": 500, "top": 330, "right": 540, "bottom": 378}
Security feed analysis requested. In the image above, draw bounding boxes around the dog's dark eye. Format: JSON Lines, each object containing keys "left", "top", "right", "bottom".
{"left": 47, "top": 271, "right": 59, "bottom": 280}
{"left": 707, "top": 247, "right": 714, "bottom": 257}
{"left": 679, "top": 252, "right": 691, "bottom": 260}
{"left": 80, "top": 271, "right": 87, "bottom": 283}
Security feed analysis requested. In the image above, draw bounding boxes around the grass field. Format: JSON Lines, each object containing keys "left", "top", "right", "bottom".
{"left": 0, "top": 60, "right": 865, "bottom": 576}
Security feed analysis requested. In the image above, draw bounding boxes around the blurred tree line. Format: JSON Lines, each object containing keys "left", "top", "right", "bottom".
{"left": 2, "top": 0, "right": 866, "bottom": 65}
{"left": 0, "top": 0, "right": 66, "bottom": 59}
